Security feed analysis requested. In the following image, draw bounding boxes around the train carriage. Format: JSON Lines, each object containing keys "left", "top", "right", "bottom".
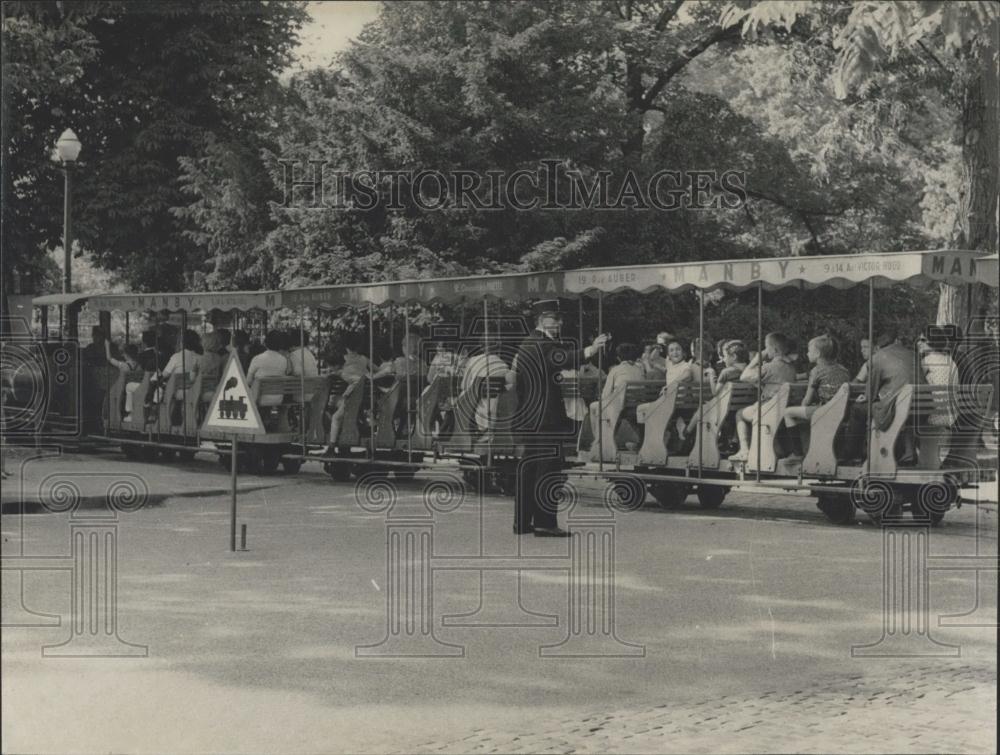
{"left": 14, "top": 248, "right": 998, "bottom": 526}
{"left": 564, "top": 249, "right": 998, "bottom": 525}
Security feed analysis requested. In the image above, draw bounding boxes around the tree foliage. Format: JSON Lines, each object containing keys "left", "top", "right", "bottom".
{"left": 1, "top": 0, "right": 307, "bottom": 294}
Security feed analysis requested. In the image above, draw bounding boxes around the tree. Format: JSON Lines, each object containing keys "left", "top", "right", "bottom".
{"left": 1, "top": 0, "right": 308, "bottom": 295}
{"left": 721, "top": 0, "right": 1000, "bottom": 325}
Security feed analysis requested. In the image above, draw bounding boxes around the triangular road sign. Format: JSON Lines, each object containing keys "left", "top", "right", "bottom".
{"left": 201, "top": 352, "right": 267, "bottom": 435}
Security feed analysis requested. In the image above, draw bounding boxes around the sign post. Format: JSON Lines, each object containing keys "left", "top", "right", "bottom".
{"left": 230, "top": 435, "right": 238, "bottom": 552}
{"left": 200, "top": 353, "right": 266, "bottom": 552}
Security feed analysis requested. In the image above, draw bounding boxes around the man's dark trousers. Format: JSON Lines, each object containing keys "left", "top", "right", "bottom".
{"left": 515, "top": 447, "right": 562, "bottom": 530}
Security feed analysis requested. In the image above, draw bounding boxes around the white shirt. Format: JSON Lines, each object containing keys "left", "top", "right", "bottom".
{"left": 288, "top": 347, "right": 319, "bottom": 377}
{"left": 247, "top": 350, "right": 290, "bottom": 386}
{"left": 161, "top": 349, "right": 201, "bottom": 378}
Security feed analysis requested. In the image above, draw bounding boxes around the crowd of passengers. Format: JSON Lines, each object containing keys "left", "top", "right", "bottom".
{"left": 81, "top": 317, "right": 998, "bottom": 461}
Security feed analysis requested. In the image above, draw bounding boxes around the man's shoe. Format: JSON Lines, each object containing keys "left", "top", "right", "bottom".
{"left": 513, "top": 525, "right": 534, "bottom": 535}
{"left": 534, "top": 527, "right": 571, "bottom": 538}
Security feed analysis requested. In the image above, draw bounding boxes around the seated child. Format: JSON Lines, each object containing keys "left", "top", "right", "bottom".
{"left": 729, "top": 332, "right": 798, "bottom": 462}
{"left": 782, "top": 335, "right": 851, "bottom": 456}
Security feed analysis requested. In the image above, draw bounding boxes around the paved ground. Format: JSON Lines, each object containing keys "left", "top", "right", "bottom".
{"left": 2, "top": 445, "right": 996, "bottom": 753}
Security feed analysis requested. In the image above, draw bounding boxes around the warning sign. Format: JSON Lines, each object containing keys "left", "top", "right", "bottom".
{"left": 201, "top": 352, "right": 266, "bottom": 435}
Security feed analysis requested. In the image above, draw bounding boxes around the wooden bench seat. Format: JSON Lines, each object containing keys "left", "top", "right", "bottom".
{"left": 686, "top": 382, "right": 759, "bottom": 470}
{"left": 105, "top": 368, "right": 145, "bottom": 432}
{"left": 326, "top": 377, "right": 374, "bottom": 448}
{"left": 418, "top": 375, "right": 461, "bottom": 443}
{"left": 249, "top": 375, "right": 332, "bottom": 441}
{"left": 746, "top": 382, "right": 808, "bottom": 473}
{"left": 870, "top": 383, "right": 995, "bottom": 476}
{"left": 374, "top": 375, "right": 432, "bottom": 450}
{"left": 557, "top": 374, "right": 601, "bottom": 403}
{"left": 448, "top": 376, "right": 509, "bottom": 451}
{"left": 801, "top": 381, "right": 863, "bottom": 477}
{"left": 635, "top": 381, "right": 705, "bottom": 466}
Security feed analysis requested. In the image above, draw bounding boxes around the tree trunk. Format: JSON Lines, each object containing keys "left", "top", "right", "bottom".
{"left": 938, "top": 43, "right": 999, "bottom": 327}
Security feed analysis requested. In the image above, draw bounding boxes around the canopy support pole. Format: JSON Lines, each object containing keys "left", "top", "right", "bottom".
{"left": 597, "top": 291, "right": 604, "bottom": 474}
{"left": 866, "top": 280, "right": 875, "bottom": 480}
{"left": 125, "top": 312, "right": 130, "bottom": 345}
{"left": 153, "top": 321, "right": 161, "bottom": 442}
{"left": 369, "top": 303, "right": 376, "bottom": 463}
{"left": 578, "top": 297, "right": 584, "bottom": 458}
{"left": 483, "top": 297, "right": 492, "bottom": 468}
{"left": 181, "top": 311, "right": 187, "bottom": 441}
{"left": 404, "top": 306, "right": 412, "bottom": 467}
{"left": 299, "top": 307, "right": 307, "bottom": 459}
{"left": 698, "top": 289, "right": 705, "bottom": 480}
{"left": 388, "top": 303, "right": 394, "bottom": 354}
{"left": 756, "top": 283, "right": 763, "bottom": 483}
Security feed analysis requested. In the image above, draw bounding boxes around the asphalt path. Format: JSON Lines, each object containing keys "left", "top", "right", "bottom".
{"left": 2, "top": 448, "right": 996, "bottom": 753}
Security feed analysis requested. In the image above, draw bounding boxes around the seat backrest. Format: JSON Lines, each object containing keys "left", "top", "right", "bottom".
{"left": 727, "top": 382, "right": 759, "bottom": 406}
{"left": 481, "top": 375, "right": 507, "bottom": 398}
{"left": 674, "top": 382, "right": 708, "bottom": 407}
{"left": 328, "top": 375, "right": 349, "bottom": 396}
{"left": 255, "top": 375, "right": 328, "bottom": 401}
{"left": 786, "top": 382, "right": 809, "bottom": 404}
{"left": 623, "top": 380, "right": 663, "bottom": 408}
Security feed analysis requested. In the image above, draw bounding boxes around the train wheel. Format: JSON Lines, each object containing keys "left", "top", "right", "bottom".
{"left": 121, "top": 444, "right": 139, "bottom": 461}
{"left": 649, "top": 481, "right": 690, "bottom": 509}
{"left": 497, "top": 472, "right": 516, "bottom": 497}
{"left": 461, "top": 467, "right": 481, "bottom": 490}
{"left": 908, "top": 480, "right": 956, "bottom": 526}
{"left": 859, "top": 483, "right": 904, "bottom": 526}
{"left": 816, "top": 494, "right": 855, "bottom": 525}
{"left": 324, "top": 461, "right": 353, "bottom": 482}
{"left": 282, "top": 458, "right": 303, "bottom": 474}
{"left": 696, "top": 485, "right": 727, "bottom": 510}
{"left": 256, "top": 448, "right": 282, "bottom": 476}
{"left": 606, "top": 476, "right": 647, "bottom": 511}
{"left": 137, "top": 445, "right": 159, "bottom": 463}
{"left": 178, "top": 450, "right": 197, "bottom": 462}
{"left": 159, "top": 448, "right": 177, "bottom": 463}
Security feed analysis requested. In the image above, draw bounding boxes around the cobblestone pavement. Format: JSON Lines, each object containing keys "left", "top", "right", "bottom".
{"left": 407, "top": 663, "right": 996, "bottom": 754}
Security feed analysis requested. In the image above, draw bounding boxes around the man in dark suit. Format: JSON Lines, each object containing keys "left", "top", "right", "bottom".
{"left": 511, "top": 300, "right": 608, "bottom": 536}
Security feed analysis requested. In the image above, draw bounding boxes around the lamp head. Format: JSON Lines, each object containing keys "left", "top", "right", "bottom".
{"left": 54, "top": 129, "right": 82, "bottom": 163}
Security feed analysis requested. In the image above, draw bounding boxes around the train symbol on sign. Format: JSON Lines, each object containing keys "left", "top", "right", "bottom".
{"left": 218, "top": 377, "right": 248, "bottom": 419}
{"left": 200, "top": 354, "right": 266, "bottom": 435}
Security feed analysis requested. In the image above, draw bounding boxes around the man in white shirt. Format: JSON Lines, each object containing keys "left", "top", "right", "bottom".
{"left": 288, "top": 331, "right": 319, "bottom": 377}
{"left": 247, "top": 330, "right": 291, "bottom": 407}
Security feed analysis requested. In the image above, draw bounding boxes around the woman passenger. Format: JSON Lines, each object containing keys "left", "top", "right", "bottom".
{"left": 247, "top": 330, "right": 292, "bottom": 407}
{"left": 589, "top": 342, "right": 644, "bottom": 447}
{"left": 325, "top": 335, "right": 371, "bottom": 451}
{"left": 664, "top": 337, "right": 697, "bottom": 387}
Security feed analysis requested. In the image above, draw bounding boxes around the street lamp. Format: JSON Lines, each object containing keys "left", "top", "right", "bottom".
{"left": 53, "top": 128, "right": 82, "bottom": 295}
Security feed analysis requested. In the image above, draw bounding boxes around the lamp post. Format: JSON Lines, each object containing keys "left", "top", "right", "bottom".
{"left": 54, "top": 129, "right": 82, "bottom": 295}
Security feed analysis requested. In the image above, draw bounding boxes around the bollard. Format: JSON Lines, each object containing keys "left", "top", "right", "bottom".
{"left": 239, "top": 523, "right": 247, "bottom": 551}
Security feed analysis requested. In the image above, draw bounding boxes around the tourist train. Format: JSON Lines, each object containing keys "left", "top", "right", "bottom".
{"left": 6, "top": 249, "right": 998, "bottom": 526}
